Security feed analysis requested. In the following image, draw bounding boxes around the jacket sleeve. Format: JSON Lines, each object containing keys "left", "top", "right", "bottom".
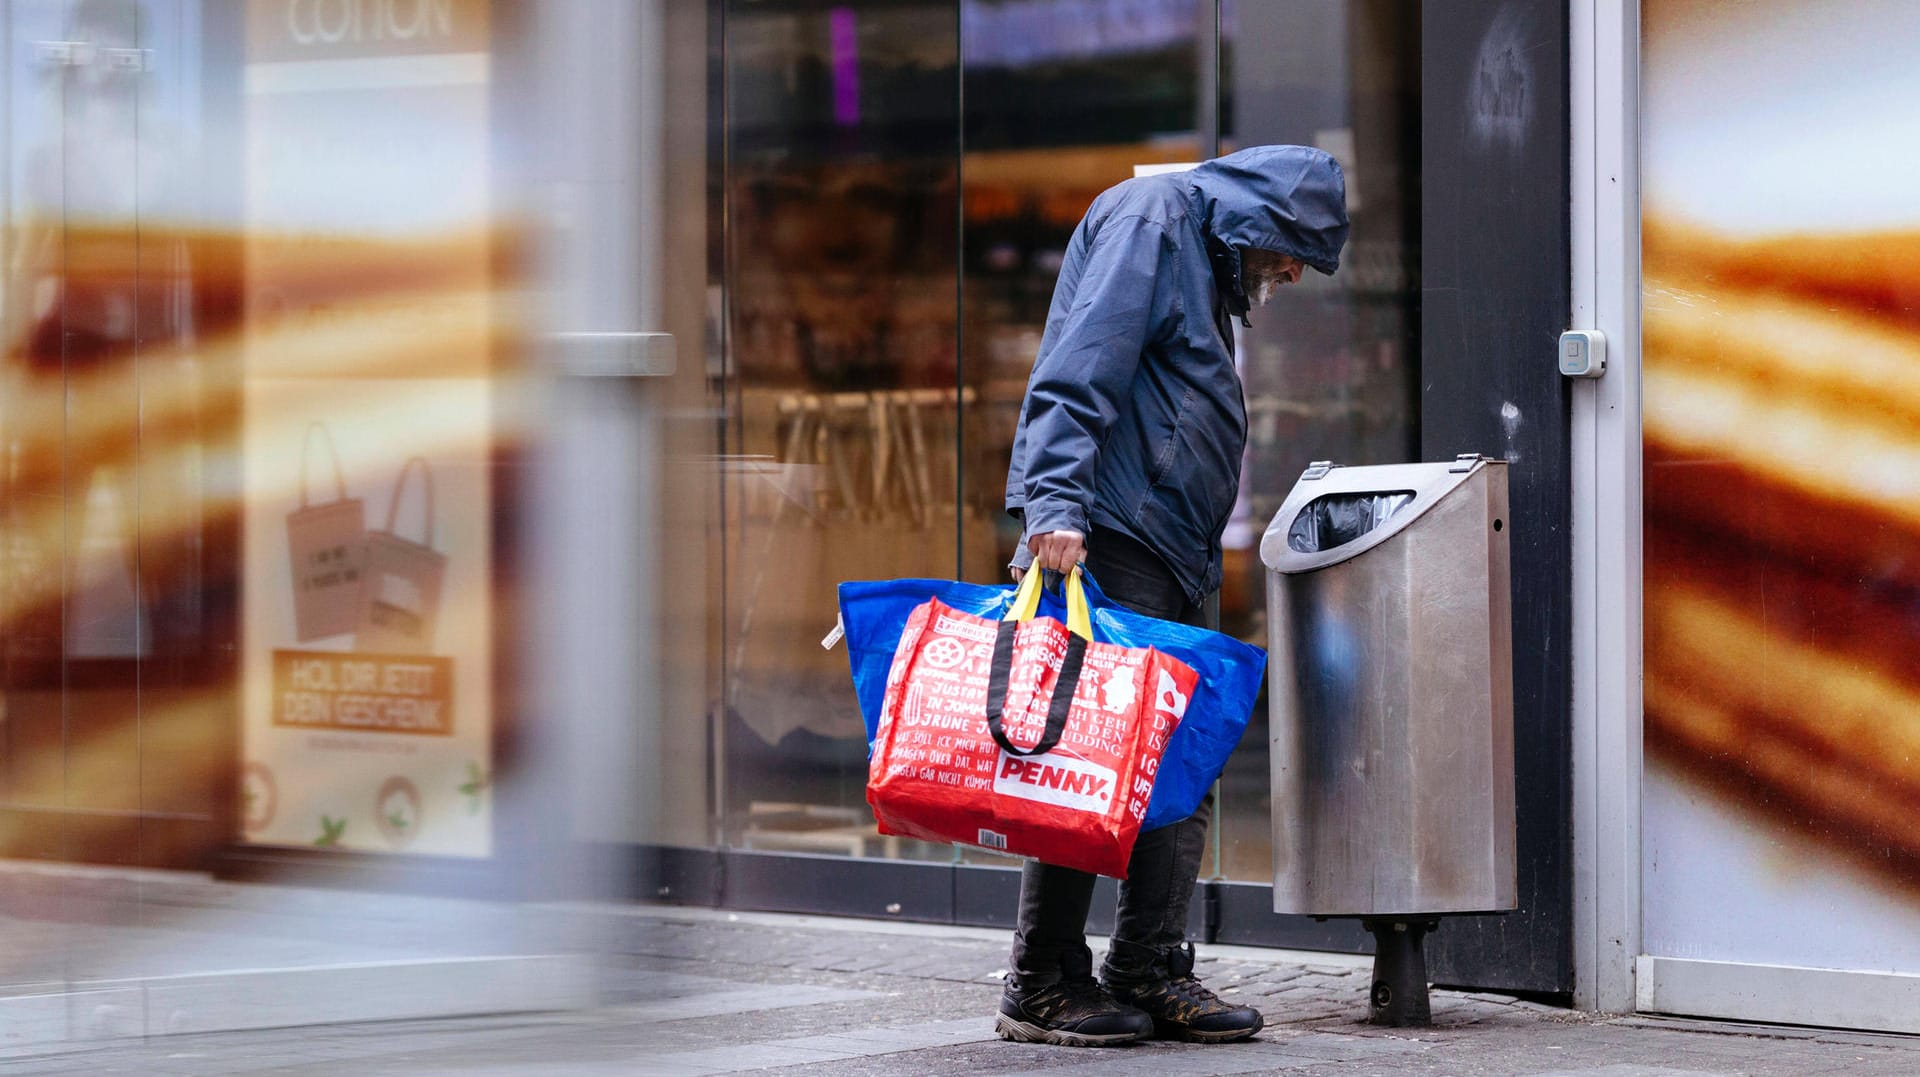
{"left": 1008, "top": 541, "right": 1034, "bottom": 575}
{"left": 1017, "top": 213, "right": 1173, "bottom": 541}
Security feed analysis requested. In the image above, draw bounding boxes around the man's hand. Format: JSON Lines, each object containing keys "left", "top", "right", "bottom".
{"left": 1027, "top": 529, "right": 1086, "bottom": 574}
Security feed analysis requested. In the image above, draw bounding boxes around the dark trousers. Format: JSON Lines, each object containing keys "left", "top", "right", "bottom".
{"left": 1009, "top": 528, "right": 1213, "bottom": 987}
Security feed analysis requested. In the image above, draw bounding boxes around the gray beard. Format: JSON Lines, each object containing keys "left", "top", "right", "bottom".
{"left": 1248, "top": 275, "right": 1282, "bottom": 307}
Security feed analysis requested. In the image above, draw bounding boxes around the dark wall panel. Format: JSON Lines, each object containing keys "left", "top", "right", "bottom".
{"left": 1420, "top": 0, "right": 1572, "bottom": 994}
{"left": 1211, "top": 884, "right": 1372, "bottom": 954}
{"left": 726, "top": 850, "right": 956, "bottom": 923}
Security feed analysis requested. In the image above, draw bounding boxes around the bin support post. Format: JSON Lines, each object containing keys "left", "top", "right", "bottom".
{"left": 1362, "top": 918, "right": 1437, "bottom": 1026}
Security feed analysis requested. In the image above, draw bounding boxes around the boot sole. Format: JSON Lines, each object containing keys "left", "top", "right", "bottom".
{"left": 994, "top": 1013, "right": 1147, "bottom": 1047}
{"left": 1151, "top": 1016, "right": 1265, "bottom": 1044}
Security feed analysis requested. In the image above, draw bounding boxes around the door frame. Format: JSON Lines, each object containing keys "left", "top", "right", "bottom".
{"left": 1568, "top": 0, "right": 1643, "bottom": 1014}
{"left": 1580, "top": 0, "right": 1920, "bottom": 1032}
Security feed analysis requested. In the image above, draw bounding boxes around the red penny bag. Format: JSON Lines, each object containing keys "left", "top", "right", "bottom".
{"left": 866, "top": 568, "right": 1198, "bottom": 878}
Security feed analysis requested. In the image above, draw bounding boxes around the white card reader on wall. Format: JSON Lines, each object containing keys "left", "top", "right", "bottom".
{"left": 1558, "top": 329, "right": 1606, "bottom": 378}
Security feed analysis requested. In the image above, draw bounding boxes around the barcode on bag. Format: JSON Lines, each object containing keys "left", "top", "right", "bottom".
{"left": 976, "top": 829, "right": 1008, "bottom": 851}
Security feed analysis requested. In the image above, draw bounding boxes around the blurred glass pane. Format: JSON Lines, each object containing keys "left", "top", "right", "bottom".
{"left": 0, "top": 0, "right": 594, "bottom": 1011}
{"left": 718, "top": 1, "right": 961, "bottom": 860}
{"left": 1215, "top": 0, "right": 1420, "bottom": 884}
{"left": 0, "top": 0, "right": 752, "bottom": 1028}
{"left": 0, "top": 0, "right": 224, "bottom": 863}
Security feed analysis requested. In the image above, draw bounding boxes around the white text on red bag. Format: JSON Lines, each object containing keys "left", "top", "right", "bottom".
{"left": 865, "top": 575, "right": 1196, "bottom": 878}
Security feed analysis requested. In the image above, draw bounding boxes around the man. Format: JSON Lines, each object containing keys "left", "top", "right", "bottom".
{"left": 998, "top": 144, "right": 1350, "bottom": 1048}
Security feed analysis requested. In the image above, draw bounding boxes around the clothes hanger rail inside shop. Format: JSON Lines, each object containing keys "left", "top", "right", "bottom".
{"left": 776, "top": 387, "right": 977, "bottom": 416}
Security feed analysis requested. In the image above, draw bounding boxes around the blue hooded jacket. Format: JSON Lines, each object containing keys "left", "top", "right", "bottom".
{"left": 1005, "top": 145, "right": 1351, "bottom": 602}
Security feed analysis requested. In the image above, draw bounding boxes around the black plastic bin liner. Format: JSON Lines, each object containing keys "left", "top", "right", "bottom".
{"left": 1287, "top": 491, "right": 1416, "bottom": 553}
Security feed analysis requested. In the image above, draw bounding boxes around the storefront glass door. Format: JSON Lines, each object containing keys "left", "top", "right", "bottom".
{"left": 702, "top": 0, "right": 1424, "bottom": 891}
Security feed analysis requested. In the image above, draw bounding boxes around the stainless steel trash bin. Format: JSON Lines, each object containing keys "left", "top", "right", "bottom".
{"left": 1261, "top": 454, "right": 1516, "bottom": 919}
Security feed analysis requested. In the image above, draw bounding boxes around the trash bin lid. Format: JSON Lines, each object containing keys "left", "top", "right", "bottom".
{"left": 1260, "top": 454, "right": 1504, "bottom": 574}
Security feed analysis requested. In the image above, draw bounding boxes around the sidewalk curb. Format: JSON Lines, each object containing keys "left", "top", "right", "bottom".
{"left": 0, "top": 954, "right": 596, "bottom": 1056}
{"left": 611, "top": 903, "right": 1374, "bottom": 971}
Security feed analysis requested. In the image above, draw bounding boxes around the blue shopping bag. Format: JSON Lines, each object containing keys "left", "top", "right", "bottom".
{"left": 838, "top": 569, "right": 1266, "bottom": 832}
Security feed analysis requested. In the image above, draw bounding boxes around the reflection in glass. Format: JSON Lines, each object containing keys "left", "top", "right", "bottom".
{"left": 1, "top": 0, "right": 222, "bottom": 862}
{"left": 960, "top": 0, "right": 1211, "bottom": 578}
{"left": 956, "top": 0, "right": 1212, "bottom": 867}
{"left": 719, "top": 2, "right": 961, "bottom": 859}
{"left": 0, "top": 0, "right": 550, "bottom": 1002}
{"left": 1214, "top": 0, "right": 1420, "bottom": 883}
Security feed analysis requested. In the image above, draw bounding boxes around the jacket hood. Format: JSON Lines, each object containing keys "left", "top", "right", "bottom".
{"left": 1188, "top": 145, "right": 1350, "bottom": 313}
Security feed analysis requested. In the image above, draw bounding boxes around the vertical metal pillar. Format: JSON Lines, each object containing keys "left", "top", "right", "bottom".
{"left": 1569, "top": 0, "right": 1643, "bottom": 1014}
{"left": 523, "top": 0, "right": 673, "bottom": 897}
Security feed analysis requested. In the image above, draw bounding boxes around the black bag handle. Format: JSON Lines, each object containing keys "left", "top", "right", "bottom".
{"left": 984, "top": 619, "right": 1088, "bottom": 758}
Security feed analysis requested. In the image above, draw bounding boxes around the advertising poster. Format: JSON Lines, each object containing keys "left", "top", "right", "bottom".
{"left": 1642, "top": 0, "right": 1920, "bottom": 969}
{"left": 240, "top": 0, "right": 495, "bottom": 856}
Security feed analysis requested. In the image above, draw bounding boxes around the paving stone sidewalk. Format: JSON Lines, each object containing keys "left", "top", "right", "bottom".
{"left": 5, "top": 905, "right": 1920, "bottom": 1075}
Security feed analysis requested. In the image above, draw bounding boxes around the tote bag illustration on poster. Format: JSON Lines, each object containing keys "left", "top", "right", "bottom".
{"left": 354, "top": 456, "right": 446, "bottom": 654}
{"left": 866, "top": 568, "right": 1197, "bottom": 878}
{"left": 287, "top": 423, "right": 366, "bottom": 641}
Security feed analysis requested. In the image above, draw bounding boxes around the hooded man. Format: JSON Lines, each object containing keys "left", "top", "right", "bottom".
{"left": 998, "top": 144, "right": 1350, "bottom": 1048}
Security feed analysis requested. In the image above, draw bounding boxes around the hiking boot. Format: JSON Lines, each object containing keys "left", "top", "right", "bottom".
{"left": 995, "top": 974, "right": 1153, "bottom": 1047}
{"left": 1104, "top": 941, "right": 1265, "bottom": 1043}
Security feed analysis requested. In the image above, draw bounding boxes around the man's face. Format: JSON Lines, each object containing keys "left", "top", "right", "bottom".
{"left": 1242, "top": 249, "right": 1306, "bottom": 306}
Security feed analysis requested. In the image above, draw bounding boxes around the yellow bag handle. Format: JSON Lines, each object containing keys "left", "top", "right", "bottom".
{"left": 1004, "top": 565, "right": 1093, "bottom": 641}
